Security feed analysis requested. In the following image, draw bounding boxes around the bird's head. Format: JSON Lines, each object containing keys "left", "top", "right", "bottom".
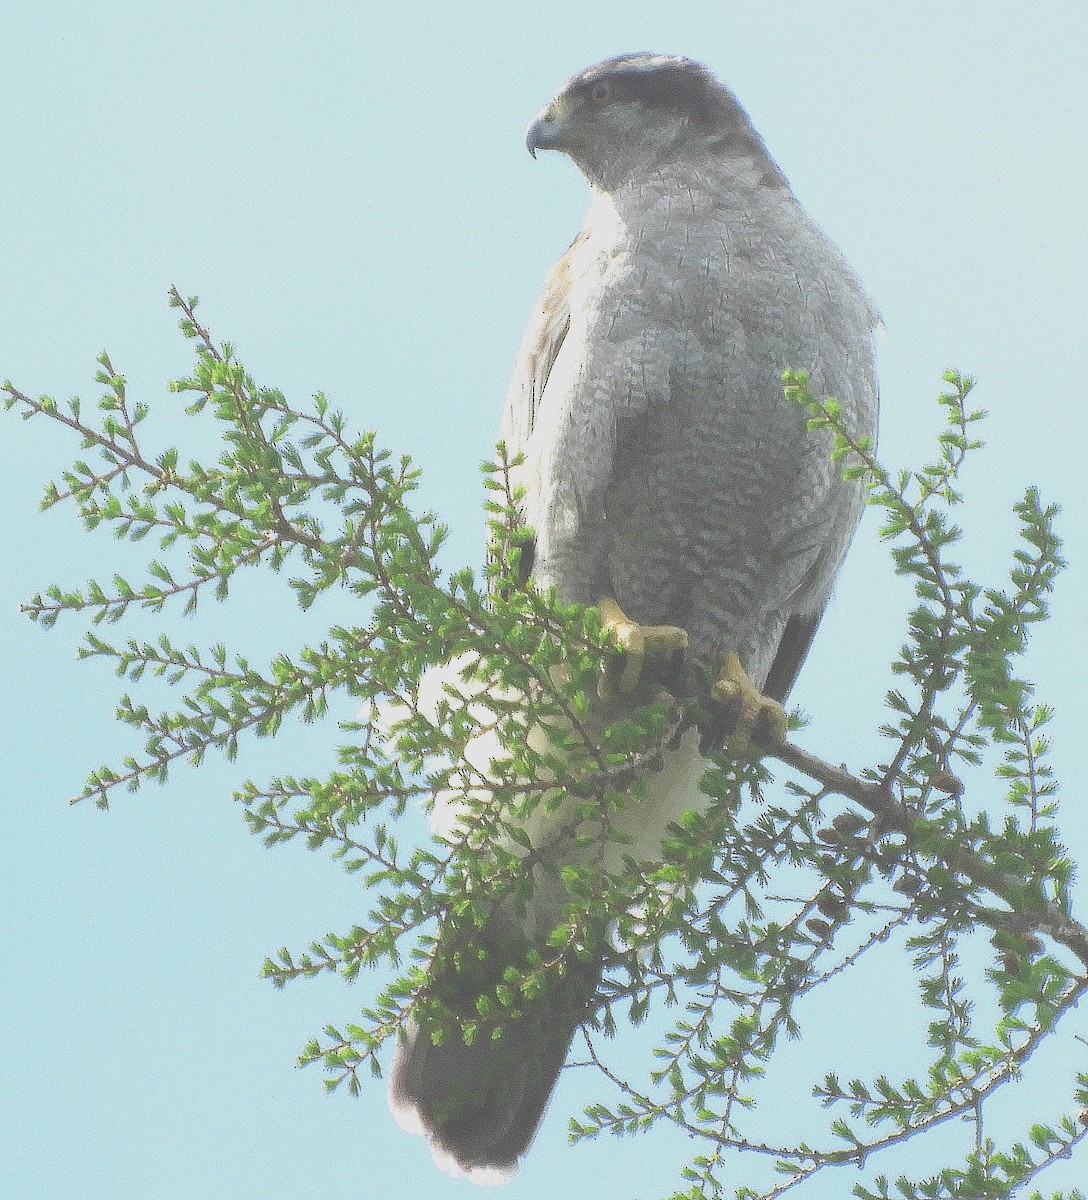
{"left": 525, "top": 53, "right": 788, "bottom": 193}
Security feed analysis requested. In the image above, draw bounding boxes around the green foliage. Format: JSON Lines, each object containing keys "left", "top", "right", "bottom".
{"left": 5, "top": 304, "right": 1084, "bottom": 1199}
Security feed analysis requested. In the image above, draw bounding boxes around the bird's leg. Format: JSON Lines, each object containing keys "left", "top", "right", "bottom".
{"left": 597, "top": 597, "right": 688, "bottom": 698}
{"left": 711, "top": 652, "right": 788, "bottom": 756}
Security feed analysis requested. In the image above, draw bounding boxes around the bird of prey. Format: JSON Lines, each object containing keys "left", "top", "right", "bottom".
{"left": 388, "top": 52, "right": 879, "bottom": 1181}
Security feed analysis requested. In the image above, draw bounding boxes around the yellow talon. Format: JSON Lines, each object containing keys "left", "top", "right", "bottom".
{"left": 711, "top": 651, "right": 788, "bottom": 756}
{"left": 597, "top": 597, "right": 688, "bottom": 698}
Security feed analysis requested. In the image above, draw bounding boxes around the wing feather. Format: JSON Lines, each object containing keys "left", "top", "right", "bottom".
{"left": 500, "top": 230, "right": 586, "bottom": 449}
{"left": 762, "top": 611, "right": 823, "bottom": 703}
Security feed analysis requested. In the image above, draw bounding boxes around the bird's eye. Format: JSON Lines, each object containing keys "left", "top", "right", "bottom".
{"left": 591, "top": 81, "right": 613, "bottom": 104}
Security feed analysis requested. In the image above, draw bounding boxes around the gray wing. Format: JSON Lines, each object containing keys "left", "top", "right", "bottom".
{"left": 499, "top": 230, "right": 584, "bottom": 453}
{"left": 762, "top": 611, "right": 822, "bottom": 703}
{"left": 502, "top": 208, "right": 878, "bottom": 701}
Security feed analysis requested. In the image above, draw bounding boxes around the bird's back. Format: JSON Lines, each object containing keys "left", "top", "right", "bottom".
{"left": 505, "top": 171, "right": 878, "bottom": 689}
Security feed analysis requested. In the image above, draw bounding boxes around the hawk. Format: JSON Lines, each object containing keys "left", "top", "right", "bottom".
{"left": 388, "top": 52, "right": 879, "bottom": 1180}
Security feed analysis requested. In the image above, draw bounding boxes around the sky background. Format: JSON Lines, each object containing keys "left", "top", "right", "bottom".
{"left": 3, "top": 3, "right": 1087, "bottom": 1198}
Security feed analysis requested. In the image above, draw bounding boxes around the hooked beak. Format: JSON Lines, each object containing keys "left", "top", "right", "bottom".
{"left": 525, "top": 111, "right": 565, "bottom": 159}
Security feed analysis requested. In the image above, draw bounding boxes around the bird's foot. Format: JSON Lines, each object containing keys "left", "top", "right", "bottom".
{"left": 597, "top": 597, "right": 688, "bottom": 699}
{"left": 711, "top": 652, "right": 788, "bottom": 756}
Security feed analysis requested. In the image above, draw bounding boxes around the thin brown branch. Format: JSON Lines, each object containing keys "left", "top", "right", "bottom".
{"left": 768, "top": 735, "right": 1088, "bottom": 968}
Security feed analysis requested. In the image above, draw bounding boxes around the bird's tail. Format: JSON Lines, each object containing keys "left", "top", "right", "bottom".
{"left": 387, "top": 898, "right": 602, "bottom": 1182}
{"left": 381, "top": 655, "right": 708, "bottom": 1179}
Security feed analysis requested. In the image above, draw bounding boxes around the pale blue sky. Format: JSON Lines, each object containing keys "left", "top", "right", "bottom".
{"left": 3, "top": 4, "right": 1087, "bottom": 1198}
